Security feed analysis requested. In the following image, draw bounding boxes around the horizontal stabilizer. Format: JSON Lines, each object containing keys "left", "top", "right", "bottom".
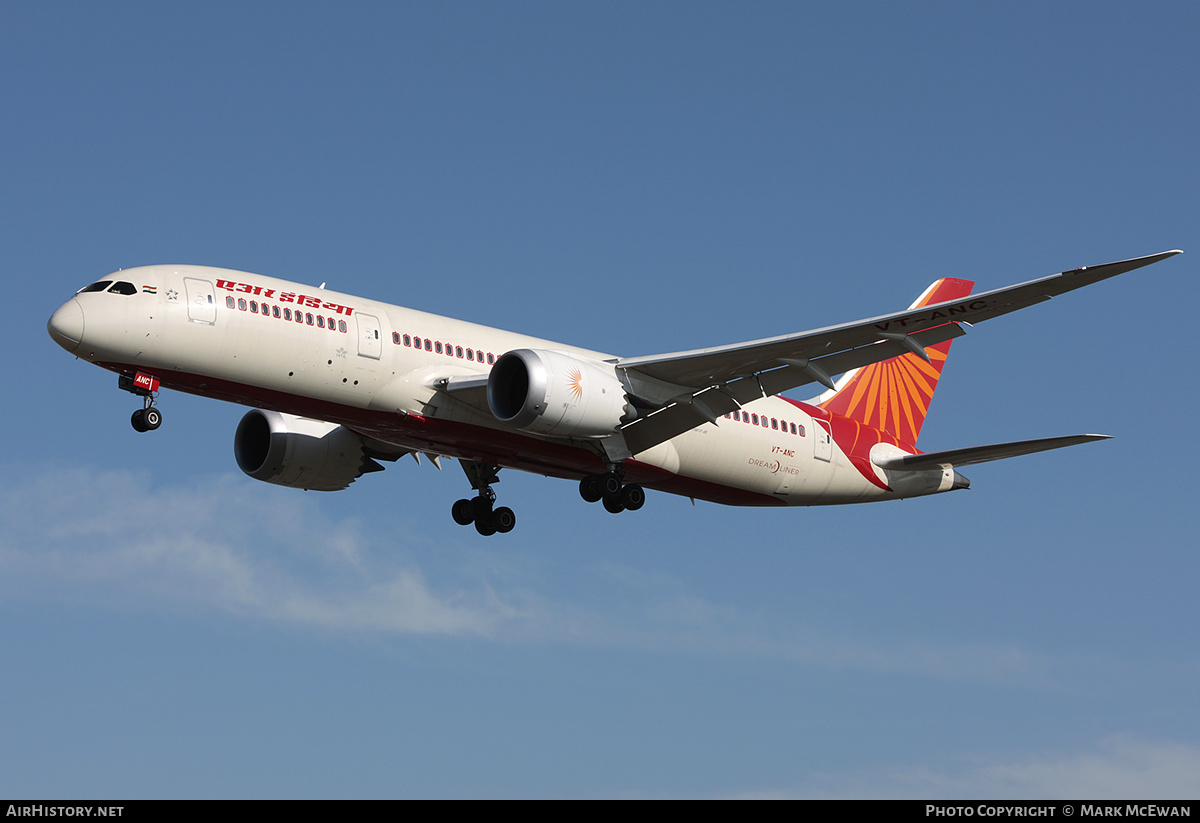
{"left": 872, "top": 434, "right": 1112, "bottom": 471}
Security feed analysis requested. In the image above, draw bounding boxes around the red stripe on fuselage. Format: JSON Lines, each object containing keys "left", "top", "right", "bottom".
{"left": 779, "top": 396, "right": 907, "bottom": 491}
{"left": 97, "top": 361, "right": 787, "bottom": 507}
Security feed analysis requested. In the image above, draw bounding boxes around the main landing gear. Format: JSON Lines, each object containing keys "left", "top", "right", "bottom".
{"left": 579, "top": 471, "right": 645, "bottom": 514}
{"left": 452, "top": 461, "right": 516, "bottom": 536}
{"left": 119, "top": 374, "right": 163, "bottom": 433}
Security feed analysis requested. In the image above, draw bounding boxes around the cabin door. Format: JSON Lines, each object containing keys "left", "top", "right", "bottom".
{"left": 355, "top": 313, "right": 382, "bottom": 359}
{"left": 183, "top": 278, "right": 216, "bottom": 325}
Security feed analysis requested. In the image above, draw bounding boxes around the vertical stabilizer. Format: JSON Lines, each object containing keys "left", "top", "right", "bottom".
{"left": 817, "top": 277, "right": 974, "bottom": 447}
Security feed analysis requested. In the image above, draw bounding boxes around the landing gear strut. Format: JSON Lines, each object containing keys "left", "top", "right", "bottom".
{"left": 452, "top": 461, "right": 516, "bottom": 536}
{"left": 120, "top": 374, "right": 163, "bottom": 433}
{"left": 579, "top": 469, "right": 645, "bottom": 514}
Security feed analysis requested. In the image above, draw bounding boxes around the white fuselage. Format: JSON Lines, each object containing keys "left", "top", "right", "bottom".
{"left": 49, "top": 265, "right": 953, "bottom": 507}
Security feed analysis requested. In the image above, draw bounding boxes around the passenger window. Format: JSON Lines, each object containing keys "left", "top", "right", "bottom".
{"left": 284, "top": 308, "right": 292, "bottom": 320}
{"left": 273, "top": 306, "right": 281, "bottom": 318}
{"left": 238, "top": 298, "right": 247, "bottom": 310}
{"left": 424, "top": 340, "right": 432, "bottom": 351}
{"left": 771, "top": 418, "right": 778, "bottom": 430}
{"left": 226, "top": 296, "right": 235, "bottom": 309}
{"left": 466, "top": 349, "right": 474, "bottom": 361}
{"left": 250, "top": 301, "right": 258, "bottom": 313}
{"left": 339, "top": 320, "right": 347, "bottom": 332}
{"left": 790, "top": 422, "right": 797, "bottom": 434}
{"left": 317, "top": 316, "right": 324, "bottom": 328}
{"left": 435, "top": 342, "right": 443, "bottom": 354}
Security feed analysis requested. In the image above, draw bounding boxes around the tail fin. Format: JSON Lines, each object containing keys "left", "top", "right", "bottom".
{"left": 817, "top": 277, "right": 974, "bottom": 446}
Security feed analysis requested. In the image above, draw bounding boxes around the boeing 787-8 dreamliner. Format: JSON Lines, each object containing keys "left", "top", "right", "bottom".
{"left": 47, "top": 250, "right": 1180, "bottom": 535}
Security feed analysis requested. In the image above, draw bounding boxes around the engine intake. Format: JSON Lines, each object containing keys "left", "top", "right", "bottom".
{"left": 234, "top": 409, "right": 382, "bottom": 491}
{"left": 487, "top": 349, "right": 630, "bottom": 438}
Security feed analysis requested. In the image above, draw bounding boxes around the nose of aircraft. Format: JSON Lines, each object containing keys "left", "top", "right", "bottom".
{"left": 47, "top": 298, "right": 84, "bottom": 352}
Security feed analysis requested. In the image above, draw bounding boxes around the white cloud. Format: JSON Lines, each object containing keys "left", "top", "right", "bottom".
{"left": 750, "top": 737, "right": 1200, "bottom": 799}
{"left": 0, "top": 464, "right": 511, "bottom": 636}
{"left": 0, "top": 464, "right": 1076, "bottom": 686}
{"left": 968, "top": 737, "right": 1200, "bottom": 799}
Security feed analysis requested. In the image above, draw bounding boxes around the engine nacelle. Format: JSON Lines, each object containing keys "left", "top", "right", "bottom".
{"left": 487, "top": 348, "right": 631, "bottom": 438}
{"left": 234, "top": 409, "right": 381, "bottom": 491}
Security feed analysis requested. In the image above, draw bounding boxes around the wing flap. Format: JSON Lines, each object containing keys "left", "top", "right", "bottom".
{"left": 622, "top": 386, "right": 743, "bottom": 454}
{"left": 760, "top": 321, "right": 965, "bottom": 397}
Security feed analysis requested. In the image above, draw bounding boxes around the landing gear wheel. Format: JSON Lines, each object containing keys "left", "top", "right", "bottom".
{"left": 602, "top": 494, "right": 625, "bottom": 514}
{"left": 493, "top": 506, "right": 516, "bottom": 533}
{"left": 582, "top": 468, "right": 647, "bottom": 515}
{"left": 131, "top": 409, "right": 148, "bottom": 432}
{"left": 452, "top": 498, "right": 474, "bottom": 526}
{"left": 455, "top": 461, "right": 516, "bottom": 536}
{"left": 142, "top": 407, "right": 162, "bottom": 430}
{"left": 620, "top": 484, "right": 645, "bottom": 511}
{"left": 579, "top": 476, "right": 604, "bottom": 503}
{"left": 468, "top": 495, "right": 489, "bottom": 521}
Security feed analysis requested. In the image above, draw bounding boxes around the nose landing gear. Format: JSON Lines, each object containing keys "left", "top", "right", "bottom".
{"left": 119, "top": 373, "right": 163, "bottom": 433}
{"left": 131, "top": 404, "right": 162, "bottom": 432}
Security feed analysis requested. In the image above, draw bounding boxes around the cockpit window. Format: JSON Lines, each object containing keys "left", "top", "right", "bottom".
{"left": 77, "top": 281, "right": 113, "bottom": 294}
{"left": 108, "top": 281, "right": 137, "bottom": 295}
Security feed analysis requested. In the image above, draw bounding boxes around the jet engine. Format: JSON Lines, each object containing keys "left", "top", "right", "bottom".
{"left": 234, "top": 409, "right": 383, "bottom": 491}
{"left": 487, "top": 348, "right": 632, "bottom": 438}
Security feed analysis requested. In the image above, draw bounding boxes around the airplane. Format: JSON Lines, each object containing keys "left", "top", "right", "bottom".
{"left": 46, "top": 250, "right": 1180, "bottom": 535}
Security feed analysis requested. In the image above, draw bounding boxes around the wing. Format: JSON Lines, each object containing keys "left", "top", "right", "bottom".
{"left": 615, "top": 250, "right": 1181, "bottom": 454}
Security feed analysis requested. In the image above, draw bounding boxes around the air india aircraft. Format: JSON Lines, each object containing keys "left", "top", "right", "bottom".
{"left": 47, "top": 250, "right": 1180, "bottom": 535}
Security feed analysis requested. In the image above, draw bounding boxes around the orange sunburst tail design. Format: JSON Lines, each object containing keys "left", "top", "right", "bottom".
{"left": 818, "top": 277, "right": 974, "bottom": 448}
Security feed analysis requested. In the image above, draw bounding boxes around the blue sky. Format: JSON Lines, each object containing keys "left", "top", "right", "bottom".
{"left": 3, "top": 1, "right": 1198, "bottom": 798}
